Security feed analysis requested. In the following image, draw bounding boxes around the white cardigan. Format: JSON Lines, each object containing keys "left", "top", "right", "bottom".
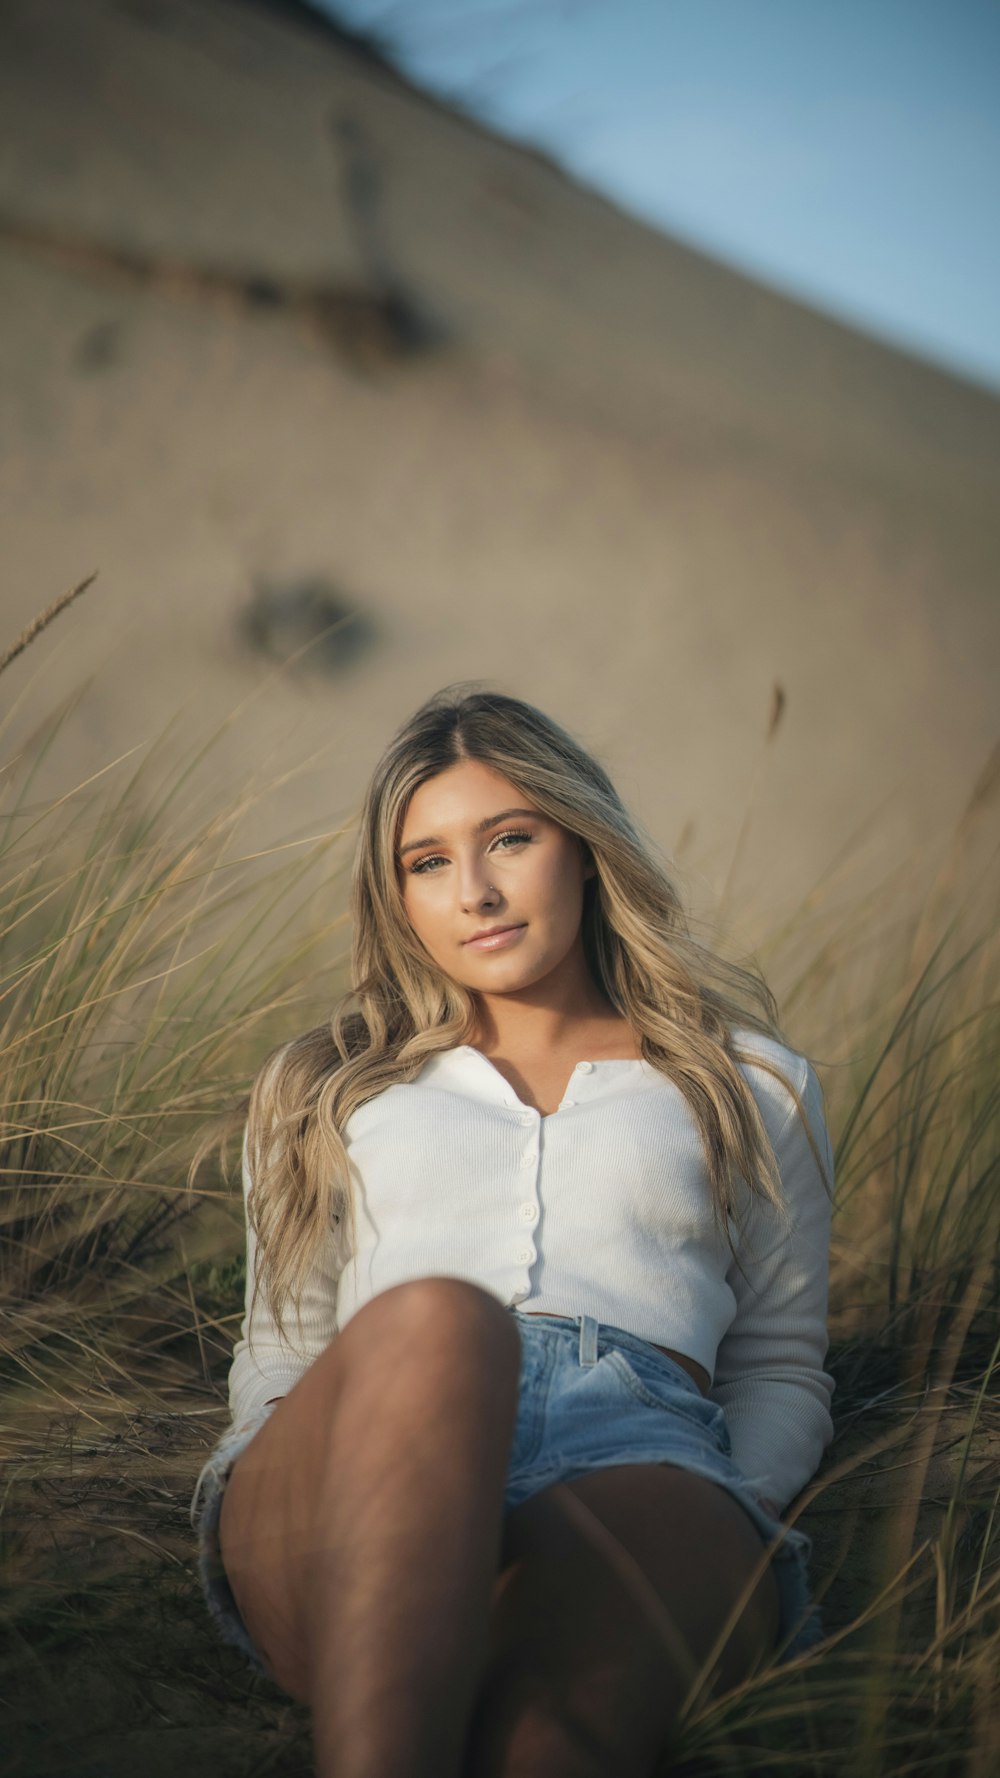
{"left": 227, "top": 1028, "right": 836, "bottom": 1508}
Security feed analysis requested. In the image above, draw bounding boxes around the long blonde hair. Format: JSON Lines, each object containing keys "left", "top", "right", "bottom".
{"left": 226, "top": 685, "right": 829, "bottom": 1342}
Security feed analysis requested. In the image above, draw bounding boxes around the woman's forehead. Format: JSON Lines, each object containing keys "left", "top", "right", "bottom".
{"left": 400, "top": 760, "right": 537, "bottom": 832}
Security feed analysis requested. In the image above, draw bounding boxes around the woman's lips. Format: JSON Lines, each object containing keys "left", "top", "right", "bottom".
{"left": 463, "top": 924, "right": 527, "bottom": 952}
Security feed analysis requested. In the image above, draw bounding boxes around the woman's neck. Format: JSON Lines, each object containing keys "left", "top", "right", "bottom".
{"left": 470, "top": 996, "right": 637, "bottom": 1062}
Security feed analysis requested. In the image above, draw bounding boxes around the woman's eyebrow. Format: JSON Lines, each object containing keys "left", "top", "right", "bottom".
{"left": 398, "top": 808, "right": 540, "bottom": 858}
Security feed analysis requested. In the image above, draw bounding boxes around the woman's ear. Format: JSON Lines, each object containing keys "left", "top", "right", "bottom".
{"left": 579, "top": 839, "right": 597, "bottom": 881}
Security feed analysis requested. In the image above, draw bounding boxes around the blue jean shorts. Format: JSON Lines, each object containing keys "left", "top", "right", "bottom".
{"left": 190, "top": 1311, "right": 821, "bottom": 1681}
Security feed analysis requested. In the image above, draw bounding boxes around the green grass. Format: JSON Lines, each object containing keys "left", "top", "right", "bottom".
{"left": 1, "top": 692, "right": 997, "bottom": 1778}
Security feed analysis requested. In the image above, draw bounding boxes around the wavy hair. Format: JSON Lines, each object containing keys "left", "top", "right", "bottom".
{"left": 211, "top": 685, "right": 830, "bottom": 1343}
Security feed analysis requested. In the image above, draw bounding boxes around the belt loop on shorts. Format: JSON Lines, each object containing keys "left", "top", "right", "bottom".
{"left": 579, "top": 1314, "right": 598, "bottom": 1367}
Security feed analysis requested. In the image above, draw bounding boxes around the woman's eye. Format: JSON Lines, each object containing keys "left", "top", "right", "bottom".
{"left": 408, "top": 830, "right": 532, "bottom": 875}
{"left": 492, "top": 829, "right": 532, "bottom": 851}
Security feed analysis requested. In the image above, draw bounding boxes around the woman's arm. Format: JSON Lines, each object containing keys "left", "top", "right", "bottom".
{"left": 709, "top": 1055, "right": 836, "bottom": 1512}
{"left": 228, "top": 1121, "right": 341, "bottom": 1430}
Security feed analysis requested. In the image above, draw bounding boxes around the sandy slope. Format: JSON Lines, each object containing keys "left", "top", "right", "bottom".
{"left": 1, "top": 0, "right": 997, "bottom": 933}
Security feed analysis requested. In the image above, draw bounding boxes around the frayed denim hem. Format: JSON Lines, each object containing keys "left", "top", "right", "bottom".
{"left": 189, "top": 1410, "right": 277, "bottom": 1679}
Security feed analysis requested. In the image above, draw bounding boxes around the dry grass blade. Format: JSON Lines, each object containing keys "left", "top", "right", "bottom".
{"left": 0, "top": 574, "right": 98, "bottom": 679}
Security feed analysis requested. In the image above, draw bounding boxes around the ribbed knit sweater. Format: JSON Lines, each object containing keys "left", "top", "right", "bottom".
{"left": 228, "top": 1028, "right": 836, "bottom": 1508}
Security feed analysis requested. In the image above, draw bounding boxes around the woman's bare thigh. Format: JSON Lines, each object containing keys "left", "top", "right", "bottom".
{"left": 465, "top": 1463, "right": 780, "bottom": 1775}
{"left": 217, "top": 1278, "right": 522, "bottom": 1700}
{"left": 218, "top": 1336, "right": 350, "bottom": 1697}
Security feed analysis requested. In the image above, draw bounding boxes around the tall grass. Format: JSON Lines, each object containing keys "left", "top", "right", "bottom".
{"left": 1, "top": 688, "right": 997, "bottom": 1777}
{"left": 1, "top": 706, "right": 350, "bottom": 1385}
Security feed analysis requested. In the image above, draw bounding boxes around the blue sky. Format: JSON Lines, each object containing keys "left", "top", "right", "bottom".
{"left": 309, "top": 0, "right": 1000, "bottom": 394}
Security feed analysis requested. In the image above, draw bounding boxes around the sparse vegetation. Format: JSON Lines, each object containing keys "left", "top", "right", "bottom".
{"left": 1, "top": 669, "right": 997, "bottom": 1777}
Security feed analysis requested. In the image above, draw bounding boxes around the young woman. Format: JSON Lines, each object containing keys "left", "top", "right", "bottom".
{"left": 190, "top": 686, "right": 835, "bottom": 1778}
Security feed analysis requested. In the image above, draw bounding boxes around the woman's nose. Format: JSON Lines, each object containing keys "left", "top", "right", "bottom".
{"left": 458, "top": 856, "right": 501, "bottom": 910}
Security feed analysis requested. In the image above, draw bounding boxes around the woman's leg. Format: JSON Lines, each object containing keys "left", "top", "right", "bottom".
{"left": 463, "top": 1462, "right": 780, "bottom": 1778}
{"left": 218, "top": 1277, "right": 522, "bottom": 1778}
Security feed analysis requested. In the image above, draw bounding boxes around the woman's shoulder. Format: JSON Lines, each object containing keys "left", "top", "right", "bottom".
{"left": 243, "top": 1027, "right": 346, "bottom": 1165}
{"left": 728, "top": 1023, "right": 806, "bottom": 1067}
{"left": 728, "top": 1025, "right": 814, "bottom": 1127}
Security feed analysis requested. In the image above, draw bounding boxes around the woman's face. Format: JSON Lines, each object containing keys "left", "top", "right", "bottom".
{"left": 397, "top": 758, "right": 595, "bottom": 1001}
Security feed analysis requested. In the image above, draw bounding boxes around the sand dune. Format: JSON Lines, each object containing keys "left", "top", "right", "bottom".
{"left": 1, "top": 0, "right": 997, "bottom": 929}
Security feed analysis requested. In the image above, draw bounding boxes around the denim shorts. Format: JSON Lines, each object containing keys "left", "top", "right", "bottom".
{"left": 190, "top": 1310, "right": 822, "bottom": 1681}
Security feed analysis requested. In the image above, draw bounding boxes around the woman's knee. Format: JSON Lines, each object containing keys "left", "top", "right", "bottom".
{"left": 344, "top": 1276, "right": 523, "bottom": 1380}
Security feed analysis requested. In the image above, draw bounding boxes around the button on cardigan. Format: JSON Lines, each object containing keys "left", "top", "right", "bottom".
{"left": 227, "top": 1027, "right": 836, "bottom": 1509}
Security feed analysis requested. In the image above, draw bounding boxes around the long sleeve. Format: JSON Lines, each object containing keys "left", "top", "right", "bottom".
{"left": 228, "top": 1121, "right": 342, "bottom": 1430}
{"left": 709, "top": 1056, "right": 835, "bottom": 1510}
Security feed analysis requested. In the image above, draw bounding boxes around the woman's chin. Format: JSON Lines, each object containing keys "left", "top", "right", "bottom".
{"left": 460, "top": 959, "right": 550, "bottom": 997}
